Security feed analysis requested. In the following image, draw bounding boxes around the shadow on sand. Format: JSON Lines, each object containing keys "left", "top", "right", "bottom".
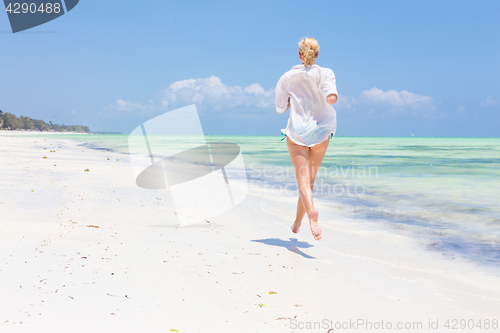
{"left": 251, "top": 238, "right": 316, "bottom": 259}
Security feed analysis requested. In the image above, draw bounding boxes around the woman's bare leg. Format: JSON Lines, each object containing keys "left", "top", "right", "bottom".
{"left": 293, "top": 197, "right": 307, "bottom": 232}
{"left": 287, "top": 137, "right": 330, "bottom": 240}
{"left": 293, "top": 137, "right": 330, "bottom": 228}
{"left": 291, "top": 138, "right": 330, "bottom": 234}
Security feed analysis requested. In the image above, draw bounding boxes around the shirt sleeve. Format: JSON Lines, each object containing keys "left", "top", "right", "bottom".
{"left": 275, "top": 74, "right": 289, "bottom": 114}
{"left": 320, "top": 68, "right": 338, "bottom": 100}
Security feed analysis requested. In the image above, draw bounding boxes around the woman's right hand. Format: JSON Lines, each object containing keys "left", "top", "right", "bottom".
{"left": 326, "top": 94, "right": 337, "bottom": 105}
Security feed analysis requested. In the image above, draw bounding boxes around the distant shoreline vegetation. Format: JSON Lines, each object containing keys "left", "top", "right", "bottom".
{"left": 0, "top": 110, "right": 89, "bottom": 133}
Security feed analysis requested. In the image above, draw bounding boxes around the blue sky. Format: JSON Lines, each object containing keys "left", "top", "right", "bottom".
{"left": 1, "top": 0, "right": 499, "bottom": 136}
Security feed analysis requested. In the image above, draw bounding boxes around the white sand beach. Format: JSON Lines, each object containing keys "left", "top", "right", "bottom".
{"left": 1, "top": 132, "right": 499, "bottom": 333}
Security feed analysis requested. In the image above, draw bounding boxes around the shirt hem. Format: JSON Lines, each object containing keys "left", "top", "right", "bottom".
{"left": 282, "top": 130, "right": 334, "bottom": 147}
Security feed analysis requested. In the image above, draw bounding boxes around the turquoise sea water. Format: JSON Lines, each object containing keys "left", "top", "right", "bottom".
{"left": 15, "top": 133, "right": 500, "bottom": 265}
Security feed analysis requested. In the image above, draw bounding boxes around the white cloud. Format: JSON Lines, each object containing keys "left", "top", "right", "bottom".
{"left": 160, "top": 76, "right": 274, "bottom": 112}
{"left": 104, "top": 99, "right": 156, "bottom": 116}
{"left": 481, "top": 96, "right": 498, "bottom": 107}
{"left": 335, "top": 94, "right": 359, "bottom": 112}
{"left": 114, "top": 99, "right": 142, "bottom": 111}
{"left": 102, "top": 76, "right": 274, "bottom": 119}
{"left": 360, "top": 87, "right": 435, "bottom": 110}
{"left": 335, "top": 87, "right": 442, "bottom": 118}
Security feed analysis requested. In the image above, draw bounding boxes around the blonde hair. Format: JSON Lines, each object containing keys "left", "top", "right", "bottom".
{"left": 298, "top": 37, "right": 319, "bottom": 67}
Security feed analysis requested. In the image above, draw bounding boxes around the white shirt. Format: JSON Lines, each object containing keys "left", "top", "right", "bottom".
{"left": 275, "top": 64, "right": 338, "bottom": 147}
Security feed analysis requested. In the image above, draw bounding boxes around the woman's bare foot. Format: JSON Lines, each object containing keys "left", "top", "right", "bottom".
{"left": 308, "top": 209, "right": 321, "bottom": 240}
{"left": 291, "top": 220, "right": 301, "bottom": 233}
